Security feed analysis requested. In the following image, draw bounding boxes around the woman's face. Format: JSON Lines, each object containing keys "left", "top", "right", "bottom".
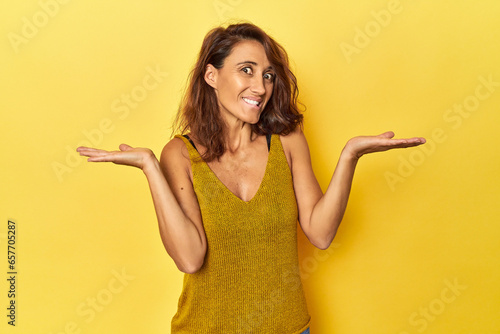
{"left": 205, "top": 40, "right": 275, "bottom": 126}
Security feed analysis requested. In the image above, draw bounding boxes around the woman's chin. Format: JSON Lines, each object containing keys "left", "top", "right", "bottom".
{"left": 240, "top": 111, "right": 262, "bottom": 125}
{"left": 248, "top": 117, "right": 261, "bottom": 124}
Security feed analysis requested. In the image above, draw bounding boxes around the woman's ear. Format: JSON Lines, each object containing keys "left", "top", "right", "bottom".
{"left": 204, "top": 64, "right": 218, "bottom": 89}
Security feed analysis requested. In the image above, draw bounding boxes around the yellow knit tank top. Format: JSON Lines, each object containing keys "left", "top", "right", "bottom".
{"left": 171, "top": 133, "right": 311, "bottom": 333}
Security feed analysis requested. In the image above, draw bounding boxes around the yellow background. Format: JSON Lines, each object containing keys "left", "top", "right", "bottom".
{"left": 1, "top": 0, "right": 499, "bottom": 333}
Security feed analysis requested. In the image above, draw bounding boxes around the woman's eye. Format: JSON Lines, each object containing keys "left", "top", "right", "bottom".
{"left": 264, "top": 73, "right": 275, "bottom": 80}
{"left": 242, "top": 67, "right": 274, "bottom": 81}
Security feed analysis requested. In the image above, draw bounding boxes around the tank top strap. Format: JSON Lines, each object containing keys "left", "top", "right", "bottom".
{"left": 182, "top": 134, "right": 198, "bottom": 152}
{"left": 174, "top": 134, "right": 200, "bottom": 161}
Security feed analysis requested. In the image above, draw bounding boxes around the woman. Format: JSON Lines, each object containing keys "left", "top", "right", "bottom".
{"left": 77, "top": 22, "right": 425, "bottom": 333}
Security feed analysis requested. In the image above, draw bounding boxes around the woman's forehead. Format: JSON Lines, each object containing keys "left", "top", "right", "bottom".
{"left": 226, "top": 40, "right": 272, "bottom": 68}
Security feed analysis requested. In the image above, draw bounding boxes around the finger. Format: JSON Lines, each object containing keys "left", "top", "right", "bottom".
{"left": 76, "top": 146, "right": 106, "bottom": 153}
{"left": 76, "top": 146, "right": 97, "bottom": 152}
{"left": 403, "top": 138, "right": 426, "bottom": 147}
{"left": 87, "top": 155, "right": 116, "bottom": 162}
{"left": 387, "top": 137, "right": 426, "bottom": 148}
{"left": 76, "top": 147, "right": 100, "bottom": 157}
{"left": 377, "top": 131, "right": 395, "bottom": 139}
{"left": 400, "top": 137, "right": 426, "bottom": 145}
{"left": 77, "top": 148, "right": 115, "bottom": 158}
{"left": 417, "top": 137, "right": 426, "bottom": 144}
{"left": 119, "top": 144, "right": 133, "bottom": 151}
{"left": 76, "top": 147, "right": 104, "bottom": 155}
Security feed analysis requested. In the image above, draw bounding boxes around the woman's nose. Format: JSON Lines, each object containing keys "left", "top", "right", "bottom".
{"left": 250, "top": 76, "right": 266, "bottom": 95}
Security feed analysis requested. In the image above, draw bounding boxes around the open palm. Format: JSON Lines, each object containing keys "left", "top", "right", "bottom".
{"left": 76, "top": 144, "right": 155, "bottom": 170}
{"left": 345, "top": 131, "right": 426, "bottom": 160}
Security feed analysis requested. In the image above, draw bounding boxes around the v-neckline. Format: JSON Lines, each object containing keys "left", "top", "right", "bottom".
{"left": 198, "top": 135, "right": 273, "bottom": 205}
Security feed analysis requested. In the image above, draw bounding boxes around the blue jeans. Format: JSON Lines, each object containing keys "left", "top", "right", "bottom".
{"left": 301, "top": 328, "right": 310, "bottom": 334}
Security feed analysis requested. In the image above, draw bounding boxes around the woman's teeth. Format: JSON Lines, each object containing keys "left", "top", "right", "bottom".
{"left": 243, "top": 97, "right": 260, "bottom": 106}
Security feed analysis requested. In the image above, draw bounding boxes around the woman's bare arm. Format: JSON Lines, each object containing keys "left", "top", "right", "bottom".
{"left": 281, "top": 128, "right": 425, "bottom": 250}
{"left": 77, "top": 140, "right": 207, "bottom": 273}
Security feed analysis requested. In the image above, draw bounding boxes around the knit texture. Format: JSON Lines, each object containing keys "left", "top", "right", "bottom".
{"left": 171, "top": 134, "right": 311, "bottom": 333}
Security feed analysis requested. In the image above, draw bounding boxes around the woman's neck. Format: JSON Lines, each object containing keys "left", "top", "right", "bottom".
{"left": 223, "top": 122, "right": 257, "bottom": 154}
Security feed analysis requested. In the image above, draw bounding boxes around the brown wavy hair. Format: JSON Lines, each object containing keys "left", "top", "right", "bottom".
{"left": 172, "top": 21, "right": 305, "bottom": 162}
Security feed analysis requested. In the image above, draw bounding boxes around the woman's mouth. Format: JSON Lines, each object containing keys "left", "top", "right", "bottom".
{"left": 242, "top": 97, "right": 261, "bottom": 108}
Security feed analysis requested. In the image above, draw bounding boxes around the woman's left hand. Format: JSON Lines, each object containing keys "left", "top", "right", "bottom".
{"left": 343, "top": 131, "right": 426, "bottom": 161}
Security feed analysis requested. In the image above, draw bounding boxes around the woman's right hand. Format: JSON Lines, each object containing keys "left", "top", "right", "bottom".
{"left": 76, "top": 144, "right": 156, "bottom": 170}
{"left": 77, "top": 139, "right": 208, "bottom": 273}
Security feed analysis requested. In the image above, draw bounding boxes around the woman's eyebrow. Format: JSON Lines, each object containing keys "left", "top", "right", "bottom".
{"left": 236, "top": 61, "right": 273, "bottom": 70}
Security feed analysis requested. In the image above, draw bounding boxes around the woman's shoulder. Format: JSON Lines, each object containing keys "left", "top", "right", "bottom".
{"left": 161, "top": 134, "right": 190, "bottom": 158}
{"left": 279, "top": 126, "right": 309, "bottom": 169}
{"left": 159, "top": 135, "right": 193, "bottom": 179}
{"left": 279, "top": 126, "right": 308, "bottom": 150}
